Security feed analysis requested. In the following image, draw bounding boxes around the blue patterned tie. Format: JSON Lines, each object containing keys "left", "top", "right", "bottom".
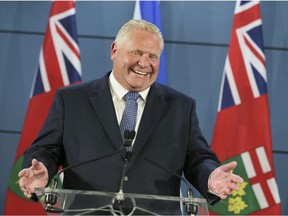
{"left": 119, "top": 92, "right": 139, "bottom": 140}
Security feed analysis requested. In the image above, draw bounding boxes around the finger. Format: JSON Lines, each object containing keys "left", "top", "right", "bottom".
{"left": 31, "top": 159, "right": 40, "bottom": 168}
{"left": 231, "top": 174, "right": 244, "bottom": 183}
{"left": 224, "top": 187, "right": 231, "bottom": 195}
{"left": 34, "top": 165, "right": 46, "bottom": 176}
{"left": 20, "top": 184, "right": 30, "bottom": 197}
{"left": 20, "top": 186, "right": 28, "bottom": 194}
{"left": 221, "top": 186, "right": 230, "bottom": 195}
{"left": 18, "top": 169, "right": 27, "bottom": 177}
{"left": 215, "top": 182, "right": 228, "bottom": 196}
{"left": 32, "top": 161, "right": 47, "bottom": 175}
{"left": 220, "top": 194, "right": 228, "bottom": 199}
{"left": 221, "top": 161, "right": 237, "bottom": 172}
{"left": 23, "top": 191, "right": 31, "bottom": 198}
{"left": 19, "top": 178, "right": 26, "bottom": 188}
{"left": 28, "top": 168, "right": 35, "bottom": 179}
{"left": 27, "top": 187, "right": 34, "bottom": 195}
{"left": 32, "top": 159, "right": 46, "bottom": 174}
{"left": 228, "top": 182, "right": 239, "bottom": 191}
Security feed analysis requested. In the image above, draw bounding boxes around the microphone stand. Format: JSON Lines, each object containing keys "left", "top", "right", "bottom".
{"left": 115, "top": 160, "right": 128, "bottom": 203}
{"left": 42, "top": 145, "right": 125, "bottom": 213}
{"left": 43, "top": 178, "right": 64, "bottom": 213}
{"left": 40, "top": 129, "right": 199, "bottom": 215}
{"left": 114, "top": 130, "right": 135, "bottom": 205}
{"left": 186, "top": 188, "right": 199, "bottom": 216}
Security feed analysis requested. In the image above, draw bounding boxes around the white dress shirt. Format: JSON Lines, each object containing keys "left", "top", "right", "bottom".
{"left": 108, "top": 71, "right": 149, "bottom": 143}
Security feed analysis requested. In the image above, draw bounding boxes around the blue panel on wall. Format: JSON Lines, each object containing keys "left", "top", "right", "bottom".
{"left": 164, "top": 43, "right": 228, "bottom": 143}
{"left": 261, "top": 1, "right": 288, "bottom": 49}
{"left": 161, "top": 1, "right": 235, "bottom": 44}
{"left": 0, "top": 33, "right": 43, "bottom": 131}
{"left": 78, "top": 37, "right": 113, "bottom": 81}
{"left": 273, "top": 153, "right": 288, "bottom": 214}
{"left": 0, "top": 2, "right": 50, "bottom": 33}
{"left": 265, "top": 50, "right": 288, "bottom": 152}
{"left": 0, "top": 133, "right": 20, "bottom": 214}
{"left": 76, "top": 1, "right": 134, "bottom": 37}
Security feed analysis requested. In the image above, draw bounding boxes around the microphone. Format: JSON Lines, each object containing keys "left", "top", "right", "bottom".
{"left": 114, "top": 130, "right": 136, "bottom": 204}
{"left": 130, "top": 150, "right": 199, "bottom": 215}
{"left": 124, "top": 130, "right": 136, "bottom": 161}
{"left": 42, "top": 142, "right": 126, "bottom": 213}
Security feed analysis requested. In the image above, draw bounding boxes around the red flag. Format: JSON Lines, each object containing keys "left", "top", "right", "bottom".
{"left": 4, "top": 0, "right": 81, "bottom": 214}
{"left": 209, "top": 0, "right": 281, "bottom": 215}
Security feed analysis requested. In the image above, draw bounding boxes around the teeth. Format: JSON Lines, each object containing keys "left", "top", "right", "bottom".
{"left": 132, "top": 69, "right": 148, "bottom": 76}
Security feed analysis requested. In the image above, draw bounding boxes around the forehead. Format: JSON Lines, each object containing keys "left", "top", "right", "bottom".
{"left": 122, "top": 30, "right": 161, "bottom": 52}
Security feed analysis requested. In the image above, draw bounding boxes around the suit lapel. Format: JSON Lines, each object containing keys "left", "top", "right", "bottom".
{"left": 127, "top": 84, "right": 167, "bottom": 169}
{"left": 88, "top": 76, "right": 167, "bottom": 169}
{"left": 89, "top": 74, "right": 123, "bottom": 150}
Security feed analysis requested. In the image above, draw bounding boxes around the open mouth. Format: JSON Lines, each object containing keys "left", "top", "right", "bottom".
{"left": 131, "top": 68, "right": 149, "bottom": 76}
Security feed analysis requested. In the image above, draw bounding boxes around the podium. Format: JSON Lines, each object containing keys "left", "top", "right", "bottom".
{"left": 35, "top": 188, "right": 209, "bottom": 215}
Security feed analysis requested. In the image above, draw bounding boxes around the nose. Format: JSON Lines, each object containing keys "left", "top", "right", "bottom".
{"left": 138, "top": 54, "right": 150, "bottom": 67}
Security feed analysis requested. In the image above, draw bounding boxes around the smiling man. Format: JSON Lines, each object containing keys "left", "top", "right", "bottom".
{"left": 19, "top": 19, "right": 243, "bottom": 214}
{"left": 111, "top": 21, "right": 163, "bottom": 92}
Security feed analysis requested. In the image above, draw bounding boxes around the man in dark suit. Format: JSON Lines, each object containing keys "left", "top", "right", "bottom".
{"left": 19, "top": 19, "right": 243, "bottom": 212}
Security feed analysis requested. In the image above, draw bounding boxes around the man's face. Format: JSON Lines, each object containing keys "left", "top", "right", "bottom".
{"left": 111, "top": 30, "right": 162, "bottom": 92}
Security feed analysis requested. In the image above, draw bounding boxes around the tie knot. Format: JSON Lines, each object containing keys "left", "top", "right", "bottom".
{"left": 125, "top": 92, "right": 139, "bottom": 101}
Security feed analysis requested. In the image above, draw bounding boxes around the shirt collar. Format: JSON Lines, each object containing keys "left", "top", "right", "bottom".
{"left": 109, "top": 71, "right": 150, "bottom": 101}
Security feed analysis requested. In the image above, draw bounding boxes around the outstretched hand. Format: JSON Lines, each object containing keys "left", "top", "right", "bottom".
{"left": 208, "top": 161, "right": 243, "bottom": 199}
{"left": 18, "top": 159, "right": 48, "bottom": 198}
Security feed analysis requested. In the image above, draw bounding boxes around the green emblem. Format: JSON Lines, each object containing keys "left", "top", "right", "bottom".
{"left": 209, "top": 156, "right": 260, "bottom": 214}
{"left": 8, "top": 155, "right": 62, "bottom": 201}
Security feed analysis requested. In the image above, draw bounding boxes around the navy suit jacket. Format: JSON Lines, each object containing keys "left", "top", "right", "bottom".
{"left": 24, "top": 72, "right": 221, "bottom": 204}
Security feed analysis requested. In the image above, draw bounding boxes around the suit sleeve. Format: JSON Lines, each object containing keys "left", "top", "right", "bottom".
{"left": 184, "top": 99, "right": 221, "bottom": 205}
{"left": 23, "top": 90, "right": 65, "bottom": 184}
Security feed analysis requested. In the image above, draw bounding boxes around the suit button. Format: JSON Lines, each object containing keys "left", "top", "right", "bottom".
{"left": 124, "top": 176, "right": 128, "bottom": 181}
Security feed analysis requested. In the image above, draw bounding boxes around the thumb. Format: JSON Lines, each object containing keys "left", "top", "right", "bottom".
{"left": 221, "top": 161, "right": 237, "bottom": 172}
{"left": 31, "top": 159, "right": 43, "bottom": 170}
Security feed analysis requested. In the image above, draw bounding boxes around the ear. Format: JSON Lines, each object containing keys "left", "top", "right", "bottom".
{"left": 111, "top": 42, "right": 117, "bottom": 61}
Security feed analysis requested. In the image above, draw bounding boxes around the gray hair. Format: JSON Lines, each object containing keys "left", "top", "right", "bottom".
{"left": 115, "top": 19, "right": 164, "bottom": 52}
